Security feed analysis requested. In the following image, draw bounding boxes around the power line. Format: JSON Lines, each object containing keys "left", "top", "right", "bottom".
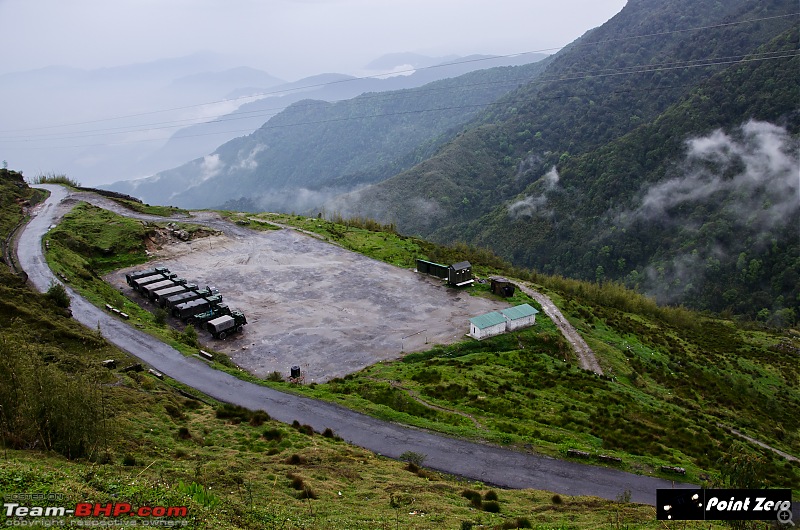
{"left": 1, "top": 11, "right": 795, "bottom": 135}
{"left": 6, "top": 49, "right": 796, "bottom": 151}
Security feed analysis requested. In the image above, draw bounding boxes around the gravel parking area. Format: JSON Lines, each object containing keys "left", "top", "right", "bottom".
{"left": 106, "top": 226, "right": 510, "bottom": 382}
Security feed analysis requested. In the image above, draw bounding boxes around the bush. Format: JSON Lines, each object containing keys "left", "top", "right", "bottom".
{"left": 482, "top": 500, "right": 500, "bottom": 513}
{"left": 263, "top": 428, "right": 283, "bottom": 441}
{"left": 181, "top": 325, "right": 199, "bottom": 348}
{"left": 461, "top": 489, "right": 482, "bottom": 509}
{"left": 399, "top": 450, "right": 427, "bottom": 467}
{"left": 249, "top": 410, "right": 270, "bottom": 426}
{"left": 551, "top": 494, "right": 563, "bottom": 504}
{"left": 122, "top": 454, "right": 137, "bottom": 466}
{"left": 266, "top": 371, "right": 284, "bottom": 382}
{"left": 46, "top": 282, "right": 70, "bottom": 308}
{"left": 153, "top": 308, "right": 167, "bottom": 327}
{"left": 483, "top": 490, "right": 498, "bottom": 501}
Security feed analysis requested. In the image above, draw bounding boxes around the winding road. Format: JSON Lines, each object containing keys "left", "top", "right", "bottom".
{"left": 16, "top": 185, "right": 694, "bottom": 506}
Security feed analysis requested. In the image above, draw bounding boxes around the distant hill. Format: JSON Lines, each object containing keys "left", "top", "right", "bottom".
{"left": 328, "top": 0, "right": 800, "bottom": 320}
{"left": 107, "top": 52, "right": 550, "bottom": 189}
{"left": 104, "top": 59, "right": 550, "bottom": 211}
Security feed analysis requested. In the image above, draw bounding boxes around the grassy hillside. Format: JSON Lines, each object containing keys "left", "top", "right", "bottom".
{"left": 4, "top": 177, "right": 717, "bottom": 529}
{"left": 41, "top": 193, "right": 799, "bottom": 499}
{"left": 240, "top": 212, "right": 800, "bottom": 495}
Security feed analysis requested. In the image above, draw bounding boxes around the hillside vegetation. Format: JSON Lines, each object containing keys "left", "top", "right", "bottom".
{"left": 107, "top": 59, "right": 549, "bottom": 212}
{"left": 333, "top": 0, "right": 799, "bottom": 322}
{"left": 3, "top": 173, "right": 700, "bottom": 529}
{"left": 34, "top": 187, "right": 800, "bottom": 497}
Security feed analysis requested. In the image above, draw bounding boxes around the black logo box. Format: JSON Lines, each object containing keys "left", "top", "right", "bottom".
{"left": 657, "top": 489, "right": 792, "bottom": 521}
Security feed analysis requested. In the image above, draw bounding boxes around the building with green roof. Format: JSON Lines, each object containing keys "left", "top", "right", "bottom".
{"left": 469, "top": 311, "right": 507, "bottom": 340}
{"left": 501, "top": 303, "right": 539, "bottom": 331}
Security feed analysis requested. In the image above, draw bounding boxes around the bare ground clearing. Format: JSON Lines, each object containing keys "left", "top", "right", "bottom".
{"left": 106, "top": 227, "right": 510, "bottom": 382}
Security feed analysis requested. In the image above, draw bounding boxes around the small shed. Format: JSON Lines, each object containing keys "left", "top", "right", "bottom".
{"left": 501, "top": 303, "right": 539, "bottom": 331}
{"left": 448, "top": 261, "right": 473, "bottom": 287}
{"left": 469, "top": 311, "right": 507, "bottom": 340}
{"left": 490, "top": 277, "right": 516, "bottom": 297}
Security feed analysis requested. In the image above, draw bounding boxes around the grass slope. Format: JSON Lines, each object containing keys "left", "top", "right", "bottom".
{"left": 3, "top": 177, "right": 711, "bottom": 529}
{"left": 46, "top": 199, "right": 799, "bottom": 494}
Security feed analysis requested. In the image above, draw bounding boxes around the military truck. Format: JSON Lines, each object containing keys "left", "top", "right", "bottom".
{"left": 207, "top": 311, "right": 247, "bottom": 339}
{"left": 173, "top": 295, "right": 223, "bottom": 320}
{"left": 152, "top": 283, "right": 196, "bottom": 305}
{"left": 187, "top": 303, "right": 231, "bottom": 326}
{"left": 125, "top": 267, "right": 169, "bottom": 287}
{"left": 132, "top": 272, "right": 176, "bottom": 293}
{"left": 143, "top": 278, "right": 187, "bottom": 300}
{"left": 162, "top": 287, "right": 217, "bottom": 310}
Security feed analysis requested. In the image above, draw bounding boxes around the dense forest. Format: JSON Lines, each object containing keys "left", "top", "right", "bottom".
{"left": 336, "top": 0, "right": 799, "bottom": 321}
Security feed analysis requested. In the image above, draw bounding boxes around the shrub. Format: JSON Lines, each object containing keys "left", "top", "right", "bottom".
{"left": 297, "top": 486, "right": 317, "bottom": 500}
{"left": 164, "top": 404, "right": 184, "bottom": 420}
{"left": 122, "top": 454, "right": 137, "bottom": 466}
{"left": 461, "top": 489, "right": 482, "bottom": 509}
{"left": 322, "top": 427, "right": 335, "bottom": 438}
{"left": 177, "top": 427, "right": 191, "bottom": 440}
{"left": 266, "top": 371, "right": 284, "bottom": 382}
{"left": 551, "top": 494, "right": 563, "bottom": 504}
{"left": 249, "top": 410, "right": 270, "bottom": 426}
{"left": 399, "top": 450, "right": 427, "bottom": 467}
{"left": 46, "top": 282, "right": 70, "bottom": 308}
{"left": 482, "top": 500, "right": 500, "bottom": 513}
{"left": 181, "top": 325, "right": 199, "bottom": 348}
{"left": 153, "top": 308, "right": 167, "bottom": 327}
{"left": 286, "top": 454, "right": 307, "bottom": 465}
{"left": 262, "top": 428, "right": 283, "bottom": 442}
{"left": 483, "top": 490, "right": 498, "bottom": 501}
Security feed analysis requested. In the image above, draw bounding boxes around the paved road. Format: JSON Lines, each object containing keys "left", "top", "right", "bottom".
{"left": 16, "top": 185, "right": 695, "bottom": 505}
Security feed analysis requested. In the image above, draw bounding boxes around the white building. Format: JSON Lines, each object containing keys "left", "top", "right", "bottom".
{"left": 501, "top": 303, "right": 539, "bottom": 331}
{"left": 469, "top": 311, "right": 507, "bottom": 340}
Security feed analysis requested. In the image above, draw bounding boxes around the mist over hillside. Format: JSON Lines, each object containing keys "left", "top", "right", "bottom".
{"left": 325, "top": 0, "right": 800, "bottom": 320}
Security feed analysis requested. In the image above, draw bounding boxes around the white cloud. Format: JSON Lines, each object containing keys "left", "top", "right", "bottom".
{"left": 507, "top": 165, "right": 560, "bottom": 218}
{"left": 199, "top": 154, "right": 224, "bottom": 182}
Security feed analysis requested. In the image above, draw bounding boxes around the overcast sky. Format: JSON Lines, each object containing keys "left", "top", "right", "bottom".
{"left": 0, "top": 0, "right": 627, "bottom": 79}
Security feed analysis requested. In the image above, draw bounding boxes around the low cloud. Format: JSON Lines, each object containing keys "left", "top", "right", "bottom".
{"left": 237, "top": 144, "right": 266, "bottom": 170}
{"left": 625, "top": 120, "right": 799, "bottom": 304}
{"left": 198, "top": 154, "right": 224, "bottom": 183}
{"left": 507, "top": 166, "right": 559, "bottom": 218}
{"left": 635, "top": 120, "right": 799, "bottom": 231}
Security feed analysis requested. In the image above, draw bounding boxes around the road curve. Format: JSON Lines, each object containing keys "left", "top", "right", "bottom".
{"left": 16, "top": 185, "right": 693, "bottom": 505}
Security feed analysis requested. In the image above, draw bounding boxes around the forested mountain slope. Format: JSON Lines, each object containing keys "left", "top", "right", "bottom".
{"left": 333, "top": 0, "right": 799, "bottom": 320}
{"left": 111, "top": 59, "right": 549, "bottom": 212}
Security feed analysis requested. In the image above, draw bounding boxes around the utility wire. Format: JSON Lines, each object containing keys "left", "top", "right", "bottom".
{"left": 3, "top": 47, "right": 796, "bottom": 150}
{"left": 0, "top": 50, "right": 800, "bottom": 147}
{"left": 7, "top": 50, "right": 800, "bottom": 150}
{"left": 1, "top": 11, "right": 796, "bottom": 135}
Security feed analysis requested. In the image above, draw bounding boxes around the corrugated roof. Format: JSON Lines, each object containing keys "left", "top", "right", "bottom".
{"left": 501, "top": 304, "right": 539, "bottom": 320}
{"left": 469, "top": 311, "right": 506, "bottom": 329}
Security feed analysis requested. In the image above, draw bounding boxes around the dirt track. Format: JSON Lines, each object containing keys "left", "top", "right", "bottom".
{"left": 106, "top": 225, "right": 509, "bottom": 382}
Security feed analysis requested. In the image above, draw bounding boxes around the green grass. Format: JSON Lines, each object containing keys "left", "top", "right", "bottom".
{"left": 39, "top": 194, "right": 800, "bottom": 499}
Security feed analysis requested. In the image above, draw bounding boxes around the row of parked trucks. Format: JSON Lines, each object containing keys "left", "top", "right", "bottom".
{"left": 125, "top": 267, "right": 247, "bottom": 339}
